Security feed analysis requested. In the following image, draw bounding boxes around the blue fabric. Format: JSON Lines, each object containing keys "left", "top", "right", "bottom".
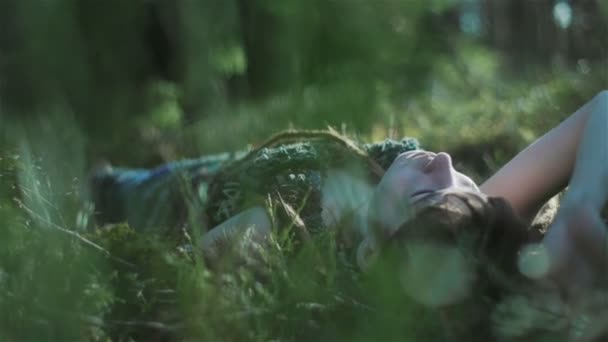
{"left": 91, "top": 153, "right": 243, "bottom": 231}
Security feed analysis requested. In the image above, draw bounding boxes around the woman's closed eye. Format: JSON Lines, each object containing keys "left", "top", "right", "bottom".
{"left": 403, "top": 151, "right": 437, "bottom": 159}
{"left": 399, "top": 151, "right": 437, "bottom": 168}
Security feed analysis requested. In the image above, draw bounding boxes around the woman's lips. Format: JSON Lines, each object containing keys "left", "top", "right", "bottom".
{"left": 410, "top": 189, "right": 436, "bottom": 202}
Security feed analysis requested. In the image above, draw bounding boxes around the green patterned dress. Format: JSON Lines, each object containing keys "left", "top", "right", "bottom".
{"left": 91, "top": 133, "right": 420, "bottom": 242}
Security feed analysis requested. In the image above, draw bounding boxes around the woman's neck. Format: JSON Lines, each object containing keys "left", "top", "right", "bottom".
{"left": 320, "top": 168, "right": 374, "bottom": 246}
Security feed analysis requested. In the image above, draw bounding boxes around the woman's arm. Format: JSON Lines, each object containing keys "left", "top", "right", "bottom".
{"left": 518, "top": 92, "right": 608, "bottom": 288}
{"left": 558, "top": 91, "right": 608, "bottom": 210}
{"left": 198, "top": 206, "right": 272, "bottom": 266}
{"left": 480, "top": 90, "right": 608, "bottom": 222}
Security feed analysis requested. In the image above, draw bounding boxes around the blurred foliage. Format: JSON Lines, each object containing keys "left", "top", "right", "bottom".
{"left": 1, "top": 0, "right": 455, "bottom": 164}
{"left": 1, "top": 0, "right": 608, "bottom": 340}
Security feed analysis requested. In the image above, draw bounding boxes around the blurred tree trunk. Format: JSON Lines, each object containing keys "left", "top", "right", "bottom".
{"left": 568, "top": 0, "right": 608, "bottom": 61}
{"left": 480, "top": 0, "right": 606, "bottom": 69}
{"left": 237, "top": 0, "right": 283, "bottom": 99}
{"left": 482, "top": 0, "right": 555, "bottom": 67}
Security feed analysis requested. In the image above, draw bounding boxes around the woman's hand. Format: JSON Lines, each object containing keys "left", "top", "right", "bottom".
{"left": 522, "top": 89, "right": 608, "bottom": 293}
{"left": 198, "top": 206, "right": 273, "bottom": 269}
{"left": 519, "top": 203, "right": 608, "bottom": 294}
{"left": 491, "top": 89, "right": 608, "bottom": 293}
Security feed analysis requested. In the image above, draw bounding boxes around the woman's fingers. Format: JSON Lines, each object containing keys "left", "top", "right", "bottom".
{"left": 518, "top": 205, "right": 608, "bottom": 292}
{"left": 565, "top": 206, "right": 608, "bottom": 274}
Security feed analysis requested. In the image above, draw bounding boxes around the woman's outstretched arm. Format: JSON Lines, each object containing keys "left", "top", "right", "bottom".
{"left": 480, "top": 90, "right": 608, "bottom": 222}
{"left": 558, "top": 91, "right": 608, "bottom": 210}
{"left": 518, "top": 91, "right": 608, "bottom": 290}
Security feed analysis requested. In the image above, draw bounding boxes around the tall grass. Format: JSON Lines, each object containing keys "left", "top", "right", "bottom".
{"left": 1, "top": 55, "right": 607, "bottom": 341}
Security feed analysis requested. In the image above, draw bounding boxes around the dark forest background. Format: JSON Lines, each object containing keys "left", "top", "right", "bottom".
{"left": 0, "top": 0, "right": 607, "bottom": 340}
{"left": 2, "top": 0, "right": 607, "bottom": 165}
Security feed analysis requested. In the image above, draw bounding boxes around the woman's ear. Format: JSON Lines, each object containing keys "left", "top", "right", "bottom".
{"left": 357, "top": 237, "right": 379, "bottom": 271}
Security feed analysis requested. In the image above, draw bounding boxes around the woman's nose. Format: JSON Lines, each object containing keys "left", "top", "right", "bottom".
{"left": 423, "top": 152, "right": 455, "bottom": 186}
{"left": 423, "top": 152, "right": 452, "bottom": 173}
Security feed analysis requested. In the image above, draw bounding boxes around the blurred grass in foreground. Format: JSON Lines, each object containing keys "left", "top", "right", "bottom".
{"left": 1, "top": 51, "right": 607, "bottom": 340}
{"left": 1, "top": 0, "right": 607, "bottom": 335}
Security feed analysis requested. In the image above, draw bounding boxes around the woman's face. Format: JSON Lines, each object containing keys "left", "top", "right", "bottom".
{"left": 371, "top": 150, "right": 480, "bottom": 235}
{"left": 359, "top": 150, "right": 482, "bottom": 306}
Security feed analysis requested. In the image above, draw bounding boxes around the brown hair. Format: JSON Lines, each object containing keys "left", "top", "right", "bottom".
{"left": 366, "top": 192, "right": 542, "bottom": 339}
{"left": 397, "top": 192, "right": 531, "bottom": 268}
{"left": 372, "top": 191, "right": 539, "bottom": 301}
